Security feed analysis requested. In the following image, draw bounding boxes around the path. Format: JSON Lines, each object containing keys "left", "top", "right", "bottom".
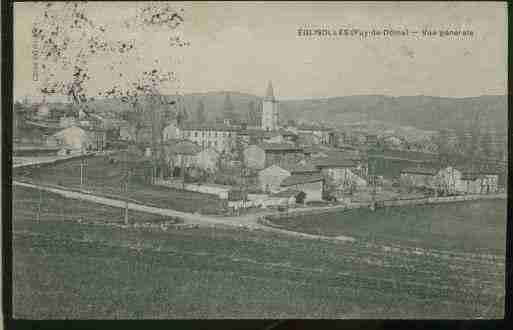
{"left": 13, "top": 151, "right": 104, "bottom": 168}
{"left": 13, "top": 181, "right": 356, "bottom": 243}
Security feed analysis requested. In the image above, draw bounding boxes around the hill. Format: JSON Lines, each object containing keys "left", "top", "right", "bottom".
{"left": 278, "top": 95, "right": 507, "bottom": 134}
{"left": 40, "top": 93, "right": 507, "bottom": 134}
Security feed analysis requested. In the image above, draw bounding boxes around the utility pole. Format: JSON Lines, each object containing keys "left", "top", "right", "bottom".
{"left": 125, "top": 170, "right": 130, "bottom": 225}
{"left": 36, "top": 164, "right": 42, "bottom": 222}
{"left": 181, "top": 154, "right": 186, "bottom": 190}
{"left": 124, "top": 151, "right": 129, "bottom": 225}
{"left": 80, "top": 157, "right": 86, "bottom": 186}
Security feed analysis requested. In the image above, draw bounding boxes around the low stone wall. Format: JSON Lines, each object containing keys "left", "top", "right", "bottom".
{"left": 384, "top": 194, "right": 506, "bottom": 207}
{"left": 264, "top": 193, "right": 506, "bottom": 219}
{"left": 155, "top": 179, "right": 231, "bottom": 199}
{"left": 13, "top": 152, "right": 98, "bottom": 170}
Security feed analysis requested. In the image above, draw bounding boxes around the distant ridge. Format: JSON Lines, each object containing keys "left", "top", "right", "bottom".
{"left": 35, "top": 93, "right": 507, "bottom": 134}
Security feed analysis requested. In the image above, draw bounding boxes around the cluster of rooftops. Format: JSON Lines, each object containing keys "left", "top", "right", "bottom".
{"left": 401, "top": 164, "right": 502, "bottom": 177}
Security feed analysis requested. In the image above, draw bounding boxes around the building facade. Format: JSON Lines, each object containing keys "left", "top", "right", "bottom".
{"left": 166, "top": 123, "right": 239, "bottom": 154}
{"left": 296, "top": 125, "right": 332, "bottom": 145}
{"left": 399, "top": 167, "right": 437, "bottom": 189}
{"left": 280, "top": 173, "right": 324, "bottom": 202}
{"left": 258, "top": 164, "right": 292, "bottom": 193}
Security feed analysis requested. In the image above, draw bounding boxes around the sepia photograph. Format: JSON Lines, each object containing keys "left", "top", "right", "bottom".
{"left": 10, "top": 1, "right": 507, "bottom": 319}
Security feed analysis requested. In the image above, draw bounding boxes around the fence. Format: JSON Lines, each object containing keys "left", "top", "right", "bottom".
{"left": 155, "top": 179, "right": 231, "bottom": 199}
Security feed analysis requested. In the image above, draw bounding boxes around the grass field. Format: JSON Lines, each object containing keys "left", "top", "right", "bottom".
{"left": 13, "top": 185, "right": 504, "bottom": 319}
{"left": 13, "top": 155, "right": 226, "bottom": 214}
{"left": 269, "top": 200, "right": 507, "bottom": 255}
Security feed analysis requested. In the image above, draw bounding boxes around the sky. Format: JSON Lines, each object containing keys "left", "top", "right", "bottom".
{"left": 14, "top": 1, "right": 507, "bottom": 101}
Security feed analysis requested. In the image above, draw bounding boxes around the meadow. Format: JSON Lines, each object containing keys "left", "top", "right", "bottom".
{"left": 13, "top": 185, "right": 504, "bottom": 318}
{"left": 13, "top": 155, "right": 226, "bottom": 214}
{"left": 268, "top": 200, "right": 507, "bottom": 255}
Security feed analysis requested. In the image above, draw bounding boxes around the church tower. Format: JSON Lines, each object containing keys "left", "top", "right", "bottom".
{"left": 262, "top": 81, "right": 279, "bottom": 131}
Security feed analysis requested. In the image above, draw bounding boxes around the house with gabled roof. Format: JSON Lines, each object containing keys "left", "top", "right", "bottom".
{"left": 312, "top": 153, "right": 367, "bottom": 194}
{"left": 259, "top": 142, "right": 304, "bottom": 167}
{"left": 296, "top": 125, "right": 332, "bottom": 145}
{"left": 258, "top": 164, "right": 292, "bottom": 193}
{"left": 280, "top": 173, "right": 324, "bottom": 202}
{"left": 400, "top": 166, "right": 437, "bottom": 190}
{"left": 243, "top": 142, "right": 304, "bottom": 170}
{"left": 459, "top": 166, "right": 500, "bottom": 194}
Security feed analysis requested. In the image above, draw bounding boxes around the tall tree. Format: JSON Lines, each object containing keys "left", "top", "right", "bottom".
{"left": 196, "top": 99, "right": 206, "bottom": 123}
{"left": 248, "top": 100, "right": 259, "bottom": 126}
{"left": 223, "top": 93, "right": 235, "bottom": 120}
{"left": 33, "top": 2, "right": 189, "bottom": 182}
{"left": 176, "top": 102, "right": 188, "bottom": 126}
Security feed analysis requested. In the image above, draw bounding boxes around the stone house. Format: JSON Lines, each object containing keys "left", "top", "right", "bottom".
{"left": 49, "top": 126, "right": 106, "bottom": 152}
{"left": 260, "top": 143, "right": 304, "bottom": 167}
{"left": 433, "top": 166, "right": 463, "bottom": 195}
{"left": 179, "top": 123, "right": 239, "bottom": 153}
{"left": 296, "top": 125, "right": 332, "bottom": 145}
{"left": 243, "top": 144, "right": 266, "bottom": 170}
{"left": 280, "top": 173, "right": 324, "bottom": 202}
{"left": 163, "top": 121, "right": 181, "bottom": 141}
{"left": 258, "top": 164, "right": 292, "bottom": 193}
{"left": 460, "top": 169, "right": 500, "bottom": 194}
{"left": 194, "top": 147, "right": 220, "bottom": 172}
{"left": 400, "top": 166, "right": 437, "bottom": 189}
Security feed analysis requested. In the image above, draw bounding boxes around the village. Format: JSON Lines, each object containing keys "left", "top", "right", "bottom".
{"left": 13, "top": 81, "right": 507, "bottom": 217}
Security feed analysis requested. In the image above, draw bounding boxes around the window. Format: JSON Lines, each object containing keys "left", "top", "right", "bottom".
{"left": 194, "top": 132, "right": 198, "bottom": 137}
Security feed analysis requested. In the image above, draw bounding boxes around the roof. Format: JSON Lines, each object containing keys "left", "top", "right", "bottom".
{"left": 457, "top": 164, "right": 502, "bottom": 176}
{"left": 238, "top": 129, "right": 266, "bottom": 136}
{"left": 297, "top": 125, "right": 332, "bottom": 132}
{"left": 312, "top": 155, "right": 358, "bottom": 168}
{"left": 477, "top": 166, "right": 502, "bottom": 175}
{"left": 302, "top": 145, "right": 330, "bottom": 154}
{"left": 79, "top": 126, "right": 107, "bottom": 133}
{"left": 336, "top": 143, "right": 358, "bottom": 150}
{"left": 324, "top": 149, "right": 360, "bottom": 159}
{"left": 52, "top": 125, "right": 86, "bottom": 136}
{"left": 228, "top": 188, "right": 249, "bottom": 201}
{"left": 281, "top": 173, "right": 324, "bottom": 187}
{"left": 281, "top": 162, "right": 319, "bottom": 174}
{"left": 270, "top": 189, "right": 303, "bottom": 198}
{"left": 239, "top": 129, "right": 296, "bottom": 138}
{"left": 165, "top": 141, "right": 202, "bottom": 155}
{"left": 180, "top": 123, "right": 240, "bottom": 132}
{"left": 368, "top": 149, "right": 438, "bottom": 162}
{"left": 259, "top": 143, "right": 303, "bottom": 152}
{"left": 110, "top": 150, "right": 153, "bottom": 163}
{"left": 277, "top": 129, "right": 297, "bottom": 137}
{"left": 401, "top": 167, "right": 437, "bottom": 175}
{"left": 461, "top": 173, "right": 480, "bottom": 181}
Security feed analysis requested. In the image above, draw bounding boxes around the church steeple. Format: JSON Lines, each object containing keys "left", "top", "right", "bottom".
{"left": 265, "top": 81, "right": 275, "bottom": 102}
{"left": 262, "top": 81, "right": 279, "bottom": 131}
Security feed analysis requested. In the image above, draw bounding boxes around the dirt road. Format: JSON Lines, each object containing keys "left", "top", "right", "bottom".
{"left": 13, "top": 181, "right": 356, "bottom": 243}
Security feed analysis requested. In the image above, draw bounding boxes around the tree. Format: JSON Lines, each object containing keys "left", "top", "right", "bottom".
{"left": 33, "top": 2, "right": 189, "bottom": 183}
{"left": 176, "top": 102, "right": 189, "bottom": 126}
{"left": 223, "top": 93, "right": 235, "bottom": 120}
{"left": 248, "top": 100, "right": 259, "bottom": 126}
{"left": 196, "top": 99, "right": 206, "bottom": 124}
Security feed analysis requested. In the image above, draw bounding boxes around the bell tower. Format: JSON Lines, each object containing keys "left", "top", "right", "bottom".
{"left": 262, "top": 81, "right": 279, "bottom": 131}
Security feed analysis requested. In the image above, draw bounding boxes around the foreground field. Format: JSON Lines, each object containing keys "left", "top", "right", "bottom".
{"left": 13, "top": 155, "right": 226, "bottom": 214}
{"left": 269, "top": 200, "right": 507, "bottom": 255}
{"left": 13, "top": 186, "right": 504, "bottom": 318}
